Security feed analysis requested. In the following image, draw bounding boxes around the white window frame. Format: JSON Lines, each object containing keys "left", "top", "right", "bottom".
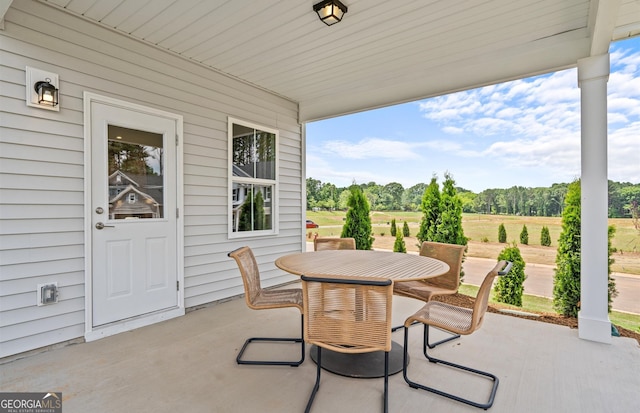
{"left": 228, "top": 117, "right": 279, "bottom": 238}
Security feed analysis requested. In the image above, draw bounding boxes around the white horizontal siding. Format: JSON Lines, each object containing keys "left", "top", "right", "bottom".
{"left": 1, "top": 1, "right": 302, "bottom": 358}
{"left": 0, "top": 271, "right": 84, "bottom": 296}
{"left": 2, "top": 295, "right": 84, "bottom": 327}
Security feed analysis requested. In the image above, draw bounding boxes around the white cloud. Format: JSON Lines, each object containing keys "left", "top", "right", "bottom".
{"left": 495, "top": 107, "right": 520, "bottom": 118}
{"left": 320, "top": 137, "right": 423, "bottom": 161}
{"left": 608, "top": 122, "right": 640, "bottom": 183}
{"left": 416, "top": 69, "right": 595, "bottom": 181}
{"left": 500, "top": 79, "right": 532, "bottom": 100}
{"left": 612, "top": 43, "right": 640, "bottom": 71}
{"left": 442, "top": 126, "right": 464, "bottom": 134}
{"left": 418, "top": 70, "right": 582, "bottom": 146}
{"left": 469, "top": 117, "right": 516, "bottom": 136}
{"left": 308, "top": 39, "right": 639, "bottom": 190}
{"left": 423, "top": 139, "right": 463, "bottom": 152}
{"left": 306, "top": 152, "right": 378, "bottom": 187}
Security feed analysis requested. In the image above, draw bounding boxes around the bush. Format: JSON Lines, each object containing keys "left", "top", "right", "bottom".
{"left": 498, "top": 223, "right": 507, "bottom": 243}
{"left": 390, "top": 218, "right": 397, "bottom": 237}
{"left": 481, "top": 236, "right": 489, "bottom": 243}
{"left": 552, "top": 181, "right": 616, "bottom": 315}
{"left": 416, "top": 177, "right": 440, "bottom": 243}
{"left": 607, "top": 225, "right": 618, "bottom": 311}
{"left": 540, "top": 226, "right": 551, "bottom": 246}
{"left": 520, "top": 224, "right": 529, "bottom": 245}
{"left": 393, "top": 230, "right": 406, "bottom": 253}
{"left": 402, "top": 221, "right": 410, "bottom": 237}
{"left": 493, "top": 243, "right": 526, "bottom": 306}
{"left": 341, "top": 186, "right": 374, "bottom": 250}
{"left": 416, "top": 173, "right": 468, "bottom": 282}
{"left": 553, "top": 181, "right": 582, "bottom": 316}
{"left": 432, "top": 173, "right": 467, "bottom": 246}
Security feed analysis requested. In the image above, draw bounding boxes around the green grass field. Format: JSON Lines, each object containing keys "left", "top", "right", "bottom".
{"left": 307, "top": 210, "right": 640, "bottom": 332}
{"left": 307, "top": 211, "right": 639, "bottom": 252}
{"left": 459, "top": 284, "right": 640, "bottom": 333}
{"left": 307, "top": 211, "right": 640, "bottom": 274}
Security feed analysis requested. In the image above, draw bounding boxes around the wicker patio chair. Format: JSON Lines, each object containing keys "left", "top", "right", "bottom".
{"left": 227, "top": 246, "right": 305, "bottom": 367}
{"left": 313, "top": 237, "right": 356, "bottom": 251}
{"left": 392, "top": 241, "right": 465, "bottom": 348}
{"left": 402, "top": 260, "right": 513, "bottom": 410}
{"left": 301, "top": 275, "right": 393, "bottom": 413}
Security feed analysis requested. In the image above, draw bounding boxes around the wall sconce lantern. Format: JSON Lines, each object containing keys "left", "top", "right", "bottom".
{"left": 26, "top": 66, "right": 60, "bottom": 111}
{"left": 313, "top": 0, "right": 348, "bottom": 26}
{"left": 34, "top": 78, "right": 59, "bottom": 107}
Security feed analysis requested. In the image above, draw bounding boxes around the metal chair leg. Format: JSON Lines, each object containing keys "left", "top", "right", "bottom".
{"left": 391, "top": 322, "right": 416, "bottom": 333}
{"left": 383, "top": 351, "right": 389, "bottom": 413}
{"left": 423, "top": 324, "right": 461, "bottom": 351}
{"left": 403, "top": 324, "right": 499, "bottom": 410}
{"left": 305, "top": 347, "right": 322, "bottom": 413}
{"left": 391, "top": 322, "right": 412, "bottom": 332}
{"left": 236, "top": 314, "right": 305, "bottom": 367}
{"left": 305, "top": 346, "right": 390, "bottom": 413}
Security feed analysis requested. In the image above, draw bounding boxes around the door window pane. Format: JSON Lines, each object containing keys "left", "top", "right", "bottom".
{"left": 107, "top": 125, "right": 164, "bottom": 219}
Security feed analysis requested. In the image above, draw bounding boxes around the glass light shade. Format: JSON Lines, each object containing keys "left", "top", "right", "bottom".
{"left": 313, "top": 0, "right": 348, "bottom": 26}
{"left": 34, "top": 80, "right": 59, "bottom": 106}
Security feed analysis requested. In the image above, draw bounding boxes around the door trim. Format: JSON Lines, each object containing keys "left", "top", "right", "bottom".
{"left": 83, "top": 92, "right": 184, "bottom": 342}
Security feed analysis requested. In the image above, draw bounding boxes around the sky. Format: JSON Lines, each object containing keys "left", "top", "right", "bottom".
{"left": 306, "top": 37, "right": 640, "bottom": 193}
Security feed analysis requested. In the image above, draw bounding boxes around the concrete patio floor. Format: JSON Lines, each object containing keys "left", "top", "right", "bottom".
{"left": 1, "top": 293, "right": 638, "bottom": 413}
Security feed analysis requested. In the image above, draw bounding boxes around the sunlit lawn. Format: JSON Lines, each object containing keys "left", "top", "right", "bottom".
{"left": 308, "top": 211, "right": 638, "bottom": 251}
{"left": 307, "top": 211, "right": 640, "bottom": 274}
{"left": 306, "top": 210, "right": 640, "bottom": 332}
{"left": 459, "top": 284, "right": 640, "bottom": 333}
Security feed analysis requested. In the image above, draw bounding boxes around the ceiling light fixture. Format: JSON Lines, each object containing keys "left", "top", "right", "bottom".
{"left": 313, "top": 0, "right": 348, "bottom": 26}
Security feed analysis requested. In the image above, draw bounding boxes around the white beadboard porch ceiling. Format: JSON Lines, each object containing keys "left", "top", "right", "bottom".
{"left": 37, "top": 0, "right": 640, "bottom": 122}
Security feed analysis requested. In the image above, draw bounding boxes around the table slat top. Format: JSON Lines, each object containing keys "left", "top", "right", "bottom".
{"left": 275, "top": 250, "right": 449, "bottom": 281}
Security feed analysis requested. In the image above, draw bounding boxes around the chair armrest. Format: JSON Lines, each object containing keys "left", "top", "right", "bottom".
{"left": 498, "top": 261, "right": 513, "bottom": 276}
{"left": 227, "top": 247, "right": 244, "bottom": 257}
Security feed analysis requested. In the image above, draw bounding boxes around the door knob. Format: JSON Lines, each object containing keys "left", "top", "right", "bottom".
{"left": 95, "top": 222, "right": 115, "bottom": 230}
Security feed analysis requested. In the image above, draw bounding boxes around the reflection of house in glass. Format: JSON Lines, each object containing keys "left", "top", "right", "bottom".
{"left": 108, "top": 171, "right": 163, "bottom": 219}
{"left": 231, "top": 165, "right": 272, "bottom": 232}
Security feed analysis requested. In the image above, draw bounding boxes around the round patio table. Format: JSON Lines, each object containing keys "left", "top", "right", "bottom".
{"left": 275, "top": 249, "right": 449, "bottom": 378}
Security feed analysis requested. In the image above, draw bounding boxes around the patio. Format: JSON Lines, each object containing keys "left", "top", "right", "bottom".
{"left": 2, "top": 292, "right": 638, "bottom": 413}
{"left": 2, "top": 0, "right": 638, "bottom": 364}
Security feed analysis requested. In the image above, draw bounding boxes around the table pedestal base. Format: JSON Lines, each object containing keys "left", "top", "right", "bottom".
{"left": 310, "top": 341, "right": 407, "bottom": 378}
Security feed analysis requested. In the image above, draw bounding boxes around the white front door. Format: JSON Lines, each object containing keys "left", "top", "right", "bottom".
{"left": 89, "top": 97, "right": 181, "bottom": 328}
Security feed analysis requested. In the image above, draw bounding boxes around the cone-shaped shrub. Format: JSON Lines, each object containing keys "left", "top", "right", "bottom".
{"left": 494, "top": 242, "right": 526, "bottom": 306}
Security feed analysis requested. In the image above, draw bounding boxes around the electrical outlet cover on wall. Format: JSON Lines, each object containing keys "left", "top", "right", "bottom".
{"left": 37, "top": 282, "right": 59, "bottom": 306}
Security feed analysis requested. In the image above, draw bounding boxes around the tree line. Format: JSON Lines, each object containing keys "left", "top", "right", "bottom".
{"left": 307, "top": 177, "right": 640, "bottom": 218}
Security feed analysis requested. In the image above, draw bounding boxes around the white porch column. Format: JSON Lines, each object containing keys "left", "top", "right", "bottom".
{"left": 577, "top": 54, "right": 611, "bottom": 344}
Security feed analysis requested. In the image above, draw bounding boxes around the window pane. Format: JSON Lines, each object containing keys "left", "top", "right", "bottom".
{"left": 232, "top": 127, "right": 253, "bottom": 178}
{"left": 254, "top": 131, "right": 275, "bottom": 180}
{"left": 232, "top": 183, "right": 273, "bottom": 232}
{"left": 107, "top": 125, "right": 164, "bottom": 220}
{"left": 232, "top": 124, "right": 275, "bottom": 180}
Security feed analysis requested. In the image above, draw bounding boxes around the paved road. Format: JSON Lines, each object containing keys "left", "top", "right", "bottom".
{"left": 304, "top": 243, "right": 638, "bottom": 314}
{"left": 463, "top": 257, "right": 639, "bottom": 314}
